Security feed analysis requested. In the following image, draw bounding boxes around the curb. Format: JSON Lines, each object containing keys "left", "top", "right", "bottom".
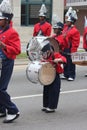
{"left": 14, "top": 59, "right": 29, "bottom": 66}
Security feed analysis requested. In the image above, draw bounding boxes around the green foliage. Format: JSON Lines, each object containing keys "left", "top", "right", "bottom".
{"left": 17, "top": 52, "right": 28, "bottom": 59}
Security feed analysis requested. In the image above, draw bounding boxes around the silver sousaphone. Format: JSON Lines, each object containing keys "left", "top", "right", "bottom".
{"left": 26, "top": 36, "right": 60, "bottom": 61}
{"left": 26, "top": 36, "right": 48, "bottom": 61}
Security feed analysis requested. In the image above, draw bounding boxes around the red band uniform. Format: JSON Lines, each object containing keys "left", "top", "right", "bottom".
{"left": 0, "top": 0, "right": 21, "bottom": 123}
{"left": 33, "top": 4, "right": 51, "bottom": 37}
{"left": 41, "top": 44, "right": 66, "bottom": 112}
{"left": 62, "top": 14, "right": 80, "bottom": 81}
{"left": 33, "top": 21, "right": 51, "bottom": 37}
{"left": 83, "top": 26, "right": 87, "bottom": 51}
{"left": 52, "top": 22, "right": 69, "bottom": 51}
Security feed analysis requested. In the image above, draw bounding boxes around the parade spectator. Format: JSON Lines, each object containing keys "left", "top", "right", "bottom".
{"left": 0, "top": 0, "right": 21, "bottom": 123}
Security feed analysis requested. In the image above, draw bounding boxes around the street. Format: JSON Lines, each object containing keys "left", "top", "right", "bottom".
{"left": 0, "top": 63, "right": 87, "bottom": 130}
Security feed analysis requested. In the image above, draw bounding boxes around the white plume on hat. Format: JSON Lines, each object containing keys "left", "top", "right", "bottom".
{"left": 39, "top": 4, "right": 47, "bottom": 14}
{"left": 65, "top": 7, "right": 73, "bottom": 17}
{"left": 0, "top": 0, "right": 12, "bottom": 14}
{"left": 84, "top": 16, "right": 87, "bottom": 28}
{"left": 71, "top": 10, "right": 78, "bottom": 20}
{"left": 39, "top": 4, "right": 47, "bottom": 17}
{"left": 52, "top": 14, "right": 60, "bottom": 27}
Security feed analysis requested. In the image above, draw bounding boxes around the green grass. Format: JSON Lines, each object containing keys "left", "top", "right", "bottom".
{"left": 78, "top": 49, "right": 85, "bottom": 52}
{"left": 17, "top": 52, "right": 28, "bottom": 59}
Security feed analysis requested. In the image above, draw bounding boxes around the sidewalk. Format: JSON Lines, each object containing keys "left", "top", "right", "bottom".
{"left": 14, "top": 58, "right": 29, "bottom": 66}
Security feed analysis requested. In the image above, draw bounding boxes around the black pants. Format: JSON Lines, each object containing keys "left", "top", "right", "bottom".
{"left": 43, "top": 74, "right": 61, "bottom": 109}
{"left": 0, "top": 58, "right": 19, "bottom": 114}
{"left": 63, "top": 48, "right": 76, "bottom": 79}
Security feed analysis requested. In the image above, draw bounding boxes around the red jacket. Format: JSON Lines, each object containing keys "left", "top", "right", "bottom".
{"left": 33, "top": 21, "right": 52, "bottom": 36}
{"left": 43, "top": 52, "right": 67, "bottom": 74}
{"left": 1, "top": 27, "right": 21, "bottom": 59}
{"left": 63, "top": 25, "right": 80, "bottom": 53}
{"left": 52, "top": 34, "right": 68, "bottom": 51}
{"left": 83, "top": 27, "right": 87, "bottom": 49}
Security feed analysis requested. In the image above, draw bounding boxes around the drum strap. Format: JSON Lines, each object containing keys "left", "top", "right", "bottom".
{"left": 37, "top": 23, "right": 44, "bottom": 36}
{"left": 52, "top": 54, "right": 55, "bottom": 60}
{"left": 51, "top": 54, "right": 57, "bottom": 68}
{"left": 61, "top": 50, "right": 71, "bottom": 56}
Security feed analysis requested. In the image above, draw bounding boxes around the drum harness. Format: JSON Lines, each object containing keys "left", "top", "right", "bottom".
{"left": 37, "top": 22, "right": 45, "bottom": 36}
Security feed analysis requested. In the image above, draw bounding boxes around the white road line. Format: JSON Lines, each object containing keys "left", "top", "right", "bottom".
{"left": 61, "top": 89, "right": 87, "bottom": 94}
{"left": 11, "top": 89, "right": 87, "bottom": 100}
{"left": 12, "top": 94, "right": 42, "bottom": 100}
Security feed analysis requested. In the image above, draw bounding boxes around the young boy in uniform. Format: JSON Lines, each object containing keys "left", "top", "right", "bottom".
{"left": 41, "top": 43, "right": 66, "bottom": 113}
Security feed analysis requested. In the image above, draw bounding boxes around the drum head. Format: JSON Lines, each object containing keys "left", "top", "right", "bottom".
{"left": 38, "top": 63, "right": 56, "bottom": 85}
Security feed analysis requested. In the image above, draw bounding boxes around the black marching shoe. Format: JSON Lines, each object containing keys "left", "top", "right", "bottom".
{"left": 85, "top": 74, "right": 87, "bottom": 77}
{"left": 41, "top": 107, "right": 47, "bottom": 112}
{"left": 3, "top": 112, "right": 20, "bottom": 123}
{"left": 45, "top": 108, "right": 55, "bottom": 113}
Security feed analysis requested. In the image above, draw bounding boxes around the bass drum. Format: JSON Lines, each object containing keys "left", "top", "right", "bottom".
{"left": 26, "top": 36, "right": 47, "bottom": 61}
{"left": 26, "top": 61, "right": 42, "bottom": 84}
{"left": 26, "top": 61, "right": 56, "bottom": 85}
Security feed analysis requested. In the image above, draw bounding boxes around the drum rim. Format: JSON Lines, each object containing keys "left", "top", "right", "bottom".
{"left": 26, "top": 64, "right": 39, "bottom": 84}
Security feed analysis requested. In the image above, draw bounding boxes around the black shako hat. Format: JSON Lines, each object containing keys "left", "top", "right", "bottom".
{"left": 41, "top": 43, "right": 51, "bottom": 52}
{"left": 53, "top": 22, "right": 64, "bottom": 29}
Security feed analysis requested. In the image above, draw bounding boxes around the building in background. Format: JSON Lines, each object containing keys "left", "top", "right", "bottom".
{"left": 0, "top": 0, "right": 64, "bottom": 50}
{"left": 65, "top": 0, "right": 87, "bottom": 35}
{"left": 0, "top": 0, "right": 86, "bottom": 50}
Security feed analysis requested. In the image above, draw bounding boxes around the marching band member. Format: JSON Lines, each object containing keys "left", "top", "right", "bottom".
{"left": 33, "top": 4, "right": 52, "bottom": 37}
{"left": 61, "top": 9, "right": 80, "bottom": 81}
{"left": 0, "top": 0, "right": 21, "bottom": 123}
{"left": 41, "top": 43, "right": 67, "bottom": 113}
{"left": 83, "top": 16, "right": 87, "bottom": 77}
{"left": 52, "top": 21, "right": 68, "bottom": 51}
{"left": 83, "top": 16, "right": 87, "bottom": 51}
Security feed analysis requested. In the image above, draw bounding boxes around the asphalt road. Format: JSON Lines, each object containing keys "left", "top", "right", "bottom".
{"left": 0, "top": 63, "right": 87, "bottom": 130}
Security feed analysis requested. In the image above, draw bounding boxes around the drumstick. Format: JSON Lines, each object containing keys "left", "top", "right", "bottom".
{"left": 41, "top": 59, "right": 61, "bottom": 65}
